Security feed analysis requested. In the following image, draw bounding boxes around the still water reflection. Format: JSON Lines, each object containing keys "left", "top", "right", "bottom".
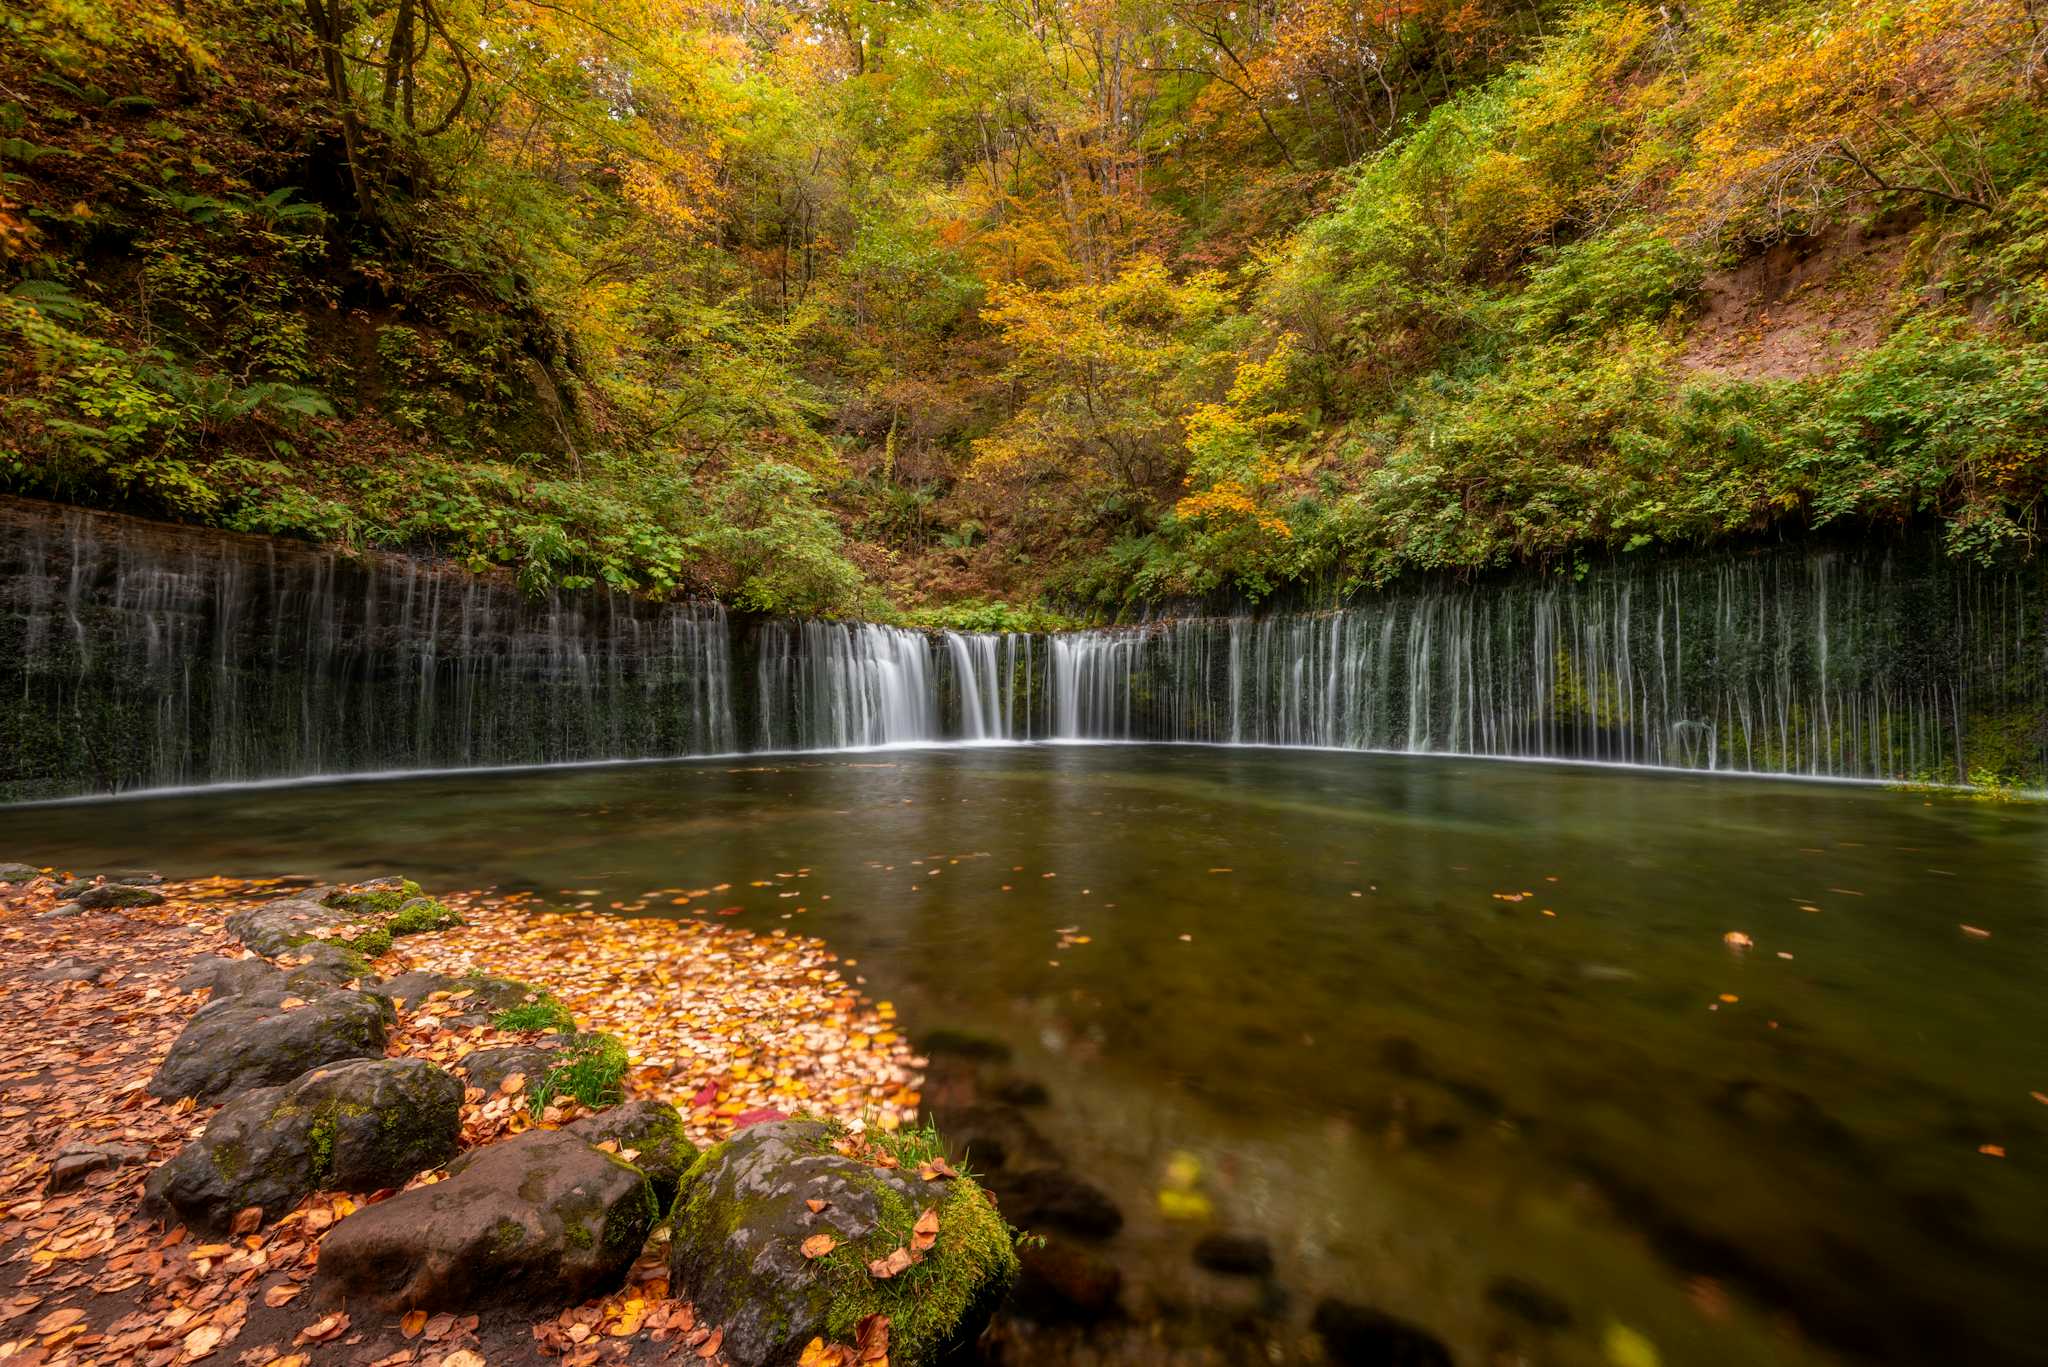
{"left": 12, "top": 746, "right": 2048, "bottom": 1366}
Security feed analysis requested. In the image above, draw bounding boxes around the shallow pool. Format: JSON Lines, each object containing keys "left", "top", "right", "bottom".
{"left": 12, "top": 746, "right": 2047, "bottom": 1366}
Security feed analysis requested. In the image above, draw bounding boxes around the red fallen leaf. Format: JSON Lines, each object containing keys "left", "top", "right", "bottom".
{"left": 854, "top": 1313, "right": 890, "bottom": 1364}
{"left": 910, "top": 1208, "right": 939, "bottom": 1253}
{"left": 692, "top": 1081, "right": 720, "bottom": 1107}
{"left": 697, "top": 1326, "right": 724, "bottom": 1358}
{"left": 732, "top": 1108, "right": 789, "bottom": 1129}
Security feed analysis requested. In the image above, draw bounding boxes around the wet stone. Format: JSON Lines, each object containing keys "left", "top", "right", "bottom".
{"left": 48, "top": 1141, "right": 151, "bottom": 1193}
{"left": 224, "top": 900, "right": 350, "bottom": 956}
{"left": 74, "top": 882, "right": 166, "bottom": 909}
{"left": 1193, "top": 1232, "right": 1275, "bottom": 1278}
{"left": 567, "top": 1100, "right": 694, "bottom": 1209}
{"left": 149, "top": 990, "right": 389, "bottom": 1103}
{"left": 176, "top": 955, "right": 288, "bottom": 1000}
{"left": 1311, "top": 1299, "right": 1454, "bottom": 1367}
{"left": 0, "top": 862, "right": 44, "bottom": 884}
{"left": 313, "top": 1128, "right": 656, "bottom": 1312}
{"left": 1486, "top": 1275, "right": 1573, "bottom": 1329}
{"left": 457, "top": 1042, "right": 563, "bottom": 1095}
{"left": 144, "top": 1057, "right": 462, "bottom": 1232}
{"left": 989, "top": 1167, "right": 1123, "bottom": 1241}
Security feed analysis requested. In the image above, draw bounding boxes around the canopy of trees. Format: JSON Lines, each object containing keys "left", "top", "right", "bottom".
{"left": 4, "top": 0, "right": 2046, "bottom": 617}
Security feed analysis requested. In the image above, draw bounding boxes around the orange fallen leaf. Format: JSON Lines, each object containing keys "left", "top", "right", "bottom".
{"left": 401, "top": 1308, "right": 427, "bottom": 1338}
{"left": 1961, "top": 925, "right": 1991, "bottom": 938}
{"left": 34, "top": 1309, "right": 85, "bottom": 1334}
{"left": 910, "top": 1208, "right": 939, "bottom": 1253}
{"left": 697, "top": 1326, "right": 724, "bottom": 1358}
{"left": 1980, "top": 1144, "right": 2007, "bottom": 1157}
{"left": 499, "top": 1073, "right": 526, "bottom": 1095}
{"left": 799, "top": 1338, "right": 851, "bottom": 1367}
{"left": 263, "top": 1283, "right": 302, "bottom": 1308}
{"left": 801, "top": 1233, "right": 837, "bottom": 1259}
{"left": 183, "top": 1323, "right": 224, "bottom": 1358}
{"left": 805, "top": 1199, "right": 829, "bottom": 1213}
{"left": 230, "top": 1205, "right": 263, "bottom": 1236}
{"left": 867, "top": 1246, "right": 916, "bottom": 1279}
{"left": 297, "top": 1311, "right": 349, "bottom": 1344}
{"left": 442, "top": 1352, "right": 486, "bottom": 1367}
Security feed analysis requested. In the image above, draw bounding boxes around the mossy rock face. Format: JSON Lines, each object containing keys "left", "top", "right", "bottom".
{"left": 313, "top": 1129, "right": 657, "bottom": 1312}
{"left": 74, "top": 881, "right": 166, "bottom": 909}
{"left": 143, "top": 1057, "right": 462, "bottom": 1233}
{"left": 225, "top": 899, "right": 352, "bottom": 956}
{"left": 376, "top": 971, "right": 549, "bottom": 1026}
{"left": 569, "top": 1100, "right": 693, "bottom": 1209}
{"left": 385, "top": 897, "right": 462, "bottom": 935}
{"left": 321, "top": 877, "right": 424, "bottom": 918}
{"left": 669, "top": 1120, "right": 1018, "bottom": 1367}
{"left": 148, "top": 990, "right": 389, "bottom": 1103}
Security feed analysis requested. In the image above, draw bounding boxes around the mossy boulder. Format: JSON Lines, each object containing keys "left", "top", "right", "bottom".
{"left": 386, "top": 896, "right": 462, "bottom": 935}
{"left": 225, "top": 899, "right": 351, "bottom": 955}
{"left": 74, "top": 881, "right": 166, "bottom": 909}
{"left": 569, "top": 1100, "right": 694, "bottom": 1209}
{"left": 313, "top": 1128, "right": 658, "bottom": 1312}
{"left": 275, "top": 940, "right": 372, "bottom": 988}
{"left": 321, "top": 877, "right": 423, "bottom": 918}
{"left": 0, "top": 862, "right": 44, "bottom": 884}
{"left": 143, "top": 1057, "right": 462, "bottom": 1232}
{"left": 669, "top": 1120, "right": 1018, "bottom": 1367}
{"left": 149, "top": 990, "right": 389, "bottom": 1103}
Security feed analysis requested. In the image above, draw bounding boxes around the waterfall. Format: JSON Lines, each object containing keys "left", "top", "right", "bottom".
{"left": 3, "top": 497, "right": 2042, "bottom": 800}
{"left": 1041, "top": 554, "right": 2046, "bottom": 783}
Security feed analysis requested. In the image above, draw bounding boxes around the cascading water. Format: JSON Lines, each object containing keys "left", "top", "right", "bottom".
{"left": 3, "top": 496, "right": 2041, "bottom": 800}
{"left": 1045, "top": 555, "right": 2045, "bottom": 781}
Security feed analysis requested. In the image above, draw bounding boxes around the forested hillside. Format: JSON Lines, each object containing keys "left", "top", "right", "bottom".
{"left": 4, "top": 0, "right": 2046, "bottom": 620}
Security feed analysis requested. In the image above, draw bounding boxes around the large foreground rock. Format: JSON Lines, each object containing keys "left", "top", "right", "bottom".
{"left": 670, "top": 1120, "right": 1017, "bottom": 1367}
{"left": 144, "top": 1058, "right": 462, "bottom": 1232}
{"left": 149, "top": 991, "right": 389, "bottom": 1103}
{"left": 315, "top": 1129, "right": 657, "bottom": 1312}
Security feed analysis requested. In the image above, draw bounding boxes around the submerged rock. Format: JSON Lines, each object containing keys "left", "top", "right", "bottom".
{"left": 144, "top": 1058, "right": 462, "bottom": 1232}
{"left": 149, "top": 991, "right": 389, "bottom": 1103}
{"left": 1486, "top": 1275, "right": 1573, "bottom": 1329}
{"left": 314, "top": 1128, "right": 657, "bottom": 1312}
{"left": 225, "top": 900, "right": 350, "bottom": 955}
{"left": 74, "top": 881, "right": 165, "bottom": 909}
{"left": 1311, "top": 1299, "right": 1454, "bottom": 1367}
{"left": 989, "top": 1167, "right": 1123, "bottom": 1240}
{"left": 176, "top": 955, "right": 288, "bottom": 1000}
{"left": 1013, "top": 1235, "right": 1123, "bottom": 1323}
{"left": 669, "top": 1119, "right": 1017, "bottom": 1367}
{"left": 1192, "top": 1232, "right": 1274, "bottom": 1278}
{"left": 48, "top": 1141, "right": 151, "bottom": 1193}
{"left": 568, "top": 1100, "right": 694, "bottom": 1208}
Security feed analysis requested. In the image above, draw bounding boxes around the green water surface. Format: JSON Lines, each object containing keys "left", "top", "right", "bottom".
{"left": 9, "top": 745, "right": 2047, "bottom": 1366}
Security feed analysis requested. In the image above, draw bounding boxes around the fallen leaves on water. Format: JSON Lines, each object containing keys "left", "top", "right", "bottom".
{"left": 1960, "top": 924, "right": 1992, "bottom": 938}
